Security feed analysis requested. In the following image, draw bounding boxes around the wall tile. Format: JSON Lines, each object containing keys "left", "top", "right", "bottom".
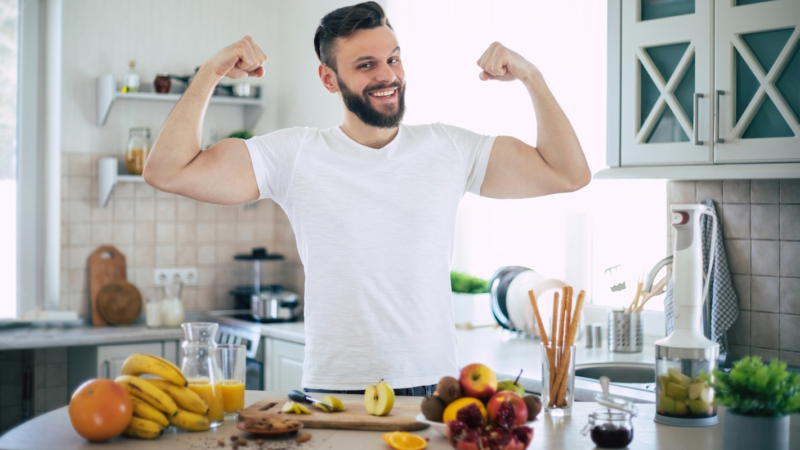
{"left": 114, "top": 223, "right": 135, "bottom": 245}
{"left": 69, "top": 224, "right": 92, "bottom": 246}
{"left": 218, "top": 223, "right": 237, "bottom": 242}
{"left": 727, "top": 311, "right": 750, "bottom": 345}
{"left": 669, "top": 181, "right": 696, "bottom": 203}
{"left": 198, "top": 245, "right": 216, "bottom": 265}
{"left": 45, "top": 348, "right": 67, "bottom": 364}
{"left": 731, "top": 274, "right": 751, "bottom": 310}
{"left": 751, "top": 312, "right": 780, "bottom": 349}
{"left": 91, "top": 202, "right": 114, "bottom": 223}
{"left": 751, "top": 276, "right": 779, "bottom": 312}
{"left": 780, "top": 205, "right": 800, "bottom": 241}
{"left": 780, "top": 179, "right": 800, "bottom": 204}
{"left": 751, "top": 180, "right": 779, "bottom": 204}
{"left": 176, "top": 246, "right": 196, "bottom": 266}
{"left": 66, "top": 200, "right": 91, "bottom": 222}
{"left": 114, "top": 182, "right": 135, "bottom": 199}
{"left": 134, "top": 246, "right": 156, "bottom": 266}
{"left": 751, "top": 240, "right": 779, "bottom": 276}
{"left": 780, "top": 241, "right": 800, "bottom": 277}
{"left": 238, "top": 205, "right": 258, "bottom": 222}
{"left": 779, "top": 350, "right": 800, "bottom": 367}
{"left": 197, "top": 224, "right": 217, "bottom": 243}
{"left": 67, "top": 246, "right": 92, "bottom": 270}
{"left": 238, "top": 223, "right": 255, "bottom": 242}
{"left": 197, "top": 202, "right": 218, "bottom": 221}
{"left": 725, "top": 239, "right": 751, "bottom": 274}
{"left": 156, "top": 223, "right": 176, "bottom": 244}
{"left": 156, "top": 246, "right": 176, "bottom": 266}
{"left": 0, "top": 385, "right": 21, "bottom": 407}
{"left": 134, "top": 182, "right": 155, "bottom": 199}
{"left": 69, "top": 177, "right": 91, "bottom": 199}
{"left": 134, "top": 200, "right": 155, "bottom": 222}
{"left": 0, "top": 361, "right": 21, "bottom": 384}
{"left": 67, "top": 269, "right": 85, "bottom": 293}
{"left": 720, "top": 204, "right": 750, "bottom": 239}
{"left": 156, "top": 199, "right": 176, "bottom": 222}
{"left": 114, "top": 200, "right": 134, "bottom": 222}
{"left": 750, "top": 347, "right": 779, "bottom": 363}
{"left": 177, "top": 202, "right": 197, "bottom": 221}
{"left": 751, "top": 204, "right": 779, "bottom": 240}
{"left": 134, "top": 267, "right": 154, "bottom": 290}
{"left": 723, "top": 180, "right": 750, "bottom": 203}
{"left": 696, "top": 180, "right": 722, "bottom": 205}
{"left": 727, "top": 345, "right": 750, "bottom": 361}
{"left": 218, "top": 207, "right": 237, "bottom": 222}
{"left": 135, "top": 224, "right": 156, "bottom": 244}
{"left": 779, "top": 314, "right": 800, "bottom": 351}
{"left": 91, "top": 223, "right": 114, "bottom": 245}
{"left": 176, "top": 223, "right": 197, "bottom": 244}
{"left": 45, "top": 386, "right": 68, "bottom": 411}
{"left": 780, "top": 277, "right": 800, "bottom": 315}
{"left": 45, "top": 363, "right": 68, "bottom": 387}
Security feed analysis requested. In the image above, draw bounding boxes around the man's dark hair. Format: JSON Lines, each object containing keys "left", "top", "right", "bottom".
{"left": 314, "top": 2, "right": 392, "bottom": 73}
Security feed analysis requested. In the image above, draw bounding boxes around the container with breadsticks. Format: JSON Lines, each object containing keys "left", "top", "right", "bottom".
{"left": 528, "top": 286, "right": 585, "bottom": 416}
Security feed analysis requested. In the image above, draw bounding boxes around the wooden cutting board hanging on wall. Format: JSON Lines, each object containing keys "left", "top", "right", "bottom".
{"left": 88, "top": 245, "right": 128, "bottom": 326}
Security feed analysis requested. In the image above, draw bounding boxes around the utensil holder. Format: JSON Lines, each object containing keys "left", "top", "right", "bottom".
{"left": 608, "top": 310, "right": 643, "bottom": 353}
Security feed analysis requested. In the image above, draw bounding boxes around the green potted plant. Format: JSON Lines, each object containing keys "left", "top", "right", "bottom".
{"left": 714, "top": 357, "right": 800, "bottom": 450}
{"left": 450, "top": 271, "right": 492, "bottom": 328}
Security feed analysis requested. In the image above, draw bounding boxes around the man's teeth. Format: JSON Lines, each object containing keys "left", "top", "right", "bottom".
{"left": 369, "top": 89, "right": 395, "bottom": 97}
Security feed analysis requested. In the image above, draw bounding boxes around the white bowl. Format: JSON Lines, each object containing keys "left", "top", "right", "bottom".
{"left": 415, "top": 414, "right": 449, "bottom": 436}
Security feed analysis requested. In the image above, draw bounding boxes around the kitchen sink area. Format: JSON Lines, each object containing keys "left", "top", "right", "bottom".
{"left": 575, "top": 363, "right": 657, "bottom": 393}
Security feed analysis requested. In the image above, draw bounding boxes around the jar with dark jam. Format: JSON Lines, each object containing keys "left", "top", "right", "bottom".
{"left": 582, "top": 409, "right": 634, "bottom": 448}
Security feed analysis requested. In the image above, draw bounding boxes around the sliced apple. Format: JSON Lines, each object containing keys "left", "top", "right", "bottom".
{"left": 688, "top": 382, "right": 704, "bottom": 400}
{"left": 282, "top": 401, "right": 295, "bottom": 413}
{"left": 675, "top": 400, "right": 689, "bottom": 416}
{"left": 689, "top": 399, "right": 711, "bottom": 415}
{"left": 658, "top": 375, "right": 671, "bottom": 392}
{"left": 700, "top": 386, "right": 714, "bottom": 404}
{"left": 364, "top": 380, "right": 395, "bottom": 416}
{"left": 658, "top": 395, "right": 676, "bottom": 415}
{"left": 325, "top": 395, "right": 346, "bottom": 412}
{"left": 667, "top": 368, "right": 692, "bottom": 386}
{"left": 667, "top": 382, "right": 689, "bottom": 401}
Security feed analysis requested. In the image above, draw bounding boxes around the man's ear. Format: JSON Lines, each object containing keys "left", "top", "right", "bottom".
{"left": 318, "top": 64, "right": 339, "bottom": 93}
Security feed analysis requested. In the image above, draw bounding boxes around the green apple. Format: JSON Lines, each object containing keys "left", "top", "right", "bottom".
{"left": 667, "top": 382, "right": 689, "bottom": 401}
{"left": 688, "top": 382, "right": 704, "bottom": 400}
{"left": 497, "top": 380, "right": 525, "bottom": 397}
{"left": 668, "top": 368, "right": 691, "bottom": 386}
{"left": 364, "top": 380, "right": 395, "bottom": 416}
{"left": 675, "top": 400, "right": 689, "bottom": 416}
{"left": 689, "top": 399, "right": 711, "bottom": 415}
{"left": 700, "top": 386, "right": 714, "bottom": 404}
{"left": 658, "top": 375, "right": 671, "bottom": 392}
{"left": 658, "top": 395, "right": 676, "bottom": 415}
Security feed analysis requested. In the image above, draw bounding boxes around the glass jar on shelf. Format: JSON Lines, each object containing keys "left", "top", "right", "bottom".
{"left": 125, "top": 127, "right": 150, "bottom": 175}
{"left": 122, "top": 60, "right": 140, "bottom": 93}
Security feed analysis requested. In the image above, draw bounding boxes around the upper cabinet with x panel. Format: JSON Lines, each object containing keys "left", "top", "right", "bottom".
{"left": 600, "top": 0, "right": 800, "bottom": 179}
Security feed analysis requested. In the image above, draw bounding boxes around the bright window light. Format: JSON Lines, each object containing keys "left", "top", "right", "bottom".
{"left": 389, "top": 0, "right": 667, "bottom": 310}
{"left": 0, "top": 0, "right": 18, "bottom": 318}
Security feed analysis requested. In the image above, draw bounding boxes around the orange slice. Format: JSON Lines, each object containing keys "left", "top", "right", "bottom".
{"left": 384, "top": 432, "right": 427, "bottom": 450}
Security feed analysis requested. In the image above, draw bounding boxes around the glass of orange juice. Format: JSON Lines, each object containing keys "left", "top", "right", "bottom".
{"left": 216, "top": 344, "right": 246, "bottom": 419}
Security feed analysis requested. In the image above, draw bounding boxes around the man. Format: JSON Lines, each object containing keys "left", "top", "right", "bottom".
{"left": 144, "top": 2, "right": 590, "bottom": 396}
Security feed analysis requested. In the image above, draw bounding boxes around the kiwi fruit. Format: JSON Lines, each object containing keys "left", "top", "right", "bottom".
{"left": 437, "top": 376, "right": 462, "bottom": 405}
{"left": 420, "top": 395, "right": 446, "bottom": 422}
{"left": 523, "top": 394, "right": 542, "bottom": 420}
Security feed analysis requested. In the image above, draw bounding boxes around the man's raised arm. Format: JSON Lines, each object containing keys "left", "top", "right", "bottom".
{"left": 143, "top": 37, "right": 268, "bottom": 205}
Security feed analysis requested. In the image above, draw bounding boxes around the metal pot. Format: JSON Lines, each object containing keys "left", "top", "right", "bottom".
{"left": 251, "top": 290, "right": 299, "bottom": 321}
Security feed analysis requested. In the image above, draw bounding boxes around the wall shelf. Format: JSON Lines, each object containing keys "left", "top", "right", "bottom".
{"left": 593, "top": 163, "right": 800, "bottom": 181}
{"left": 97, "top": 157, "right": 145, "bottom": 208}
{"left": 96, "top": 74, "right": 266, "bottom": 129}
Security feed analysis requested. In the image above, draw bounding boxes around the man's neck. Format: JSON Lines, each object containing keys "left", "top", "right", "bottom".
{"left": 340, "top": 112, "right": 399, "bottom": 149}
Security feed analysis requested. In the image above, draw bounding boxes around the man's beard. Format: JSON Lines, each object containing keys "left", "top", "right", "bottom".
{"left": 337, "top": 78, "right": 406, "bottom": 129}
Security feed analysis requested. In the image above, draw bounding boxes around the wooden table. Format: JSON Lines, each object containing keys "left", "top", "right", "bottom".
{"left": 1, "top": 391, "right": 797, "bottom": 449}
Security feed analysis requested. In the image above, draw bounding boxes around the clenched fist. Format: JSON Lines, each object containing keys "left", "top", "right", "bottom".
{"left": 206, "top": 36, "right": 267, "bottom": 79}
{"left": 476, "top": 42, "right": 538, "bottom": 82}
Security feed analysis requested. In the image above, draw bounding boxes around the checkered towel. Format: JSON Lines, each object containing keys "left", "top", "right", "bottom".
{"left": 665, "top": 200, "right": 739, "bottom": 352}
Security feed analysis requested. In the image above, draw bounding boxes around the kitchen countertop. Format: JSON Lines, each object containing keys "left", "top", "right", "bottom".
{"left": 1, "top": 391, "right": 796, "bottom": 449}
{"left": 0, "top": 323, "right": 186, "bottom": 350}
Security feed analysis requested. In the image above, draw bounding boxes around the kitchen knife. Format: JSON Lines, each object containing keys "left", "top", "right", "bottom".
{"left": 288, "top": 390, "right": 333, "bottom": 409}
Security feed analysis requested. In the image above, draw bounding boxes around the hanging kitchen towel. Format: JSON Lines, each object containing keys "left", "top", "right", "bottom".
{"left": 665, "top": 200, "right": 739, "bottom": 352}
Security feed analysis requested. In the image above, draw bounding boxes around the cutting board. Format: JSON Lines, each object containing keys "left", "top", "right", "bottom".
{"left": 96, "top": 280, "right": 142, "bottom": 325}
{"left": 88, "top": 246, "right": 128, "bottom": 327}
{"left": 239, "top": 398, "right": 428, "bottom": 431}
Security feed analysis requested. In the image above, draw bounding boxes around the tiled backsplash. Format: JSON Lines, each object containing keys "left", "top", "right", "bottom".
{"left": 60, "top": 153, "right": 303, "bottom": 316}
{"left": 667, "top": 180, "right": 800, "bottom": 367}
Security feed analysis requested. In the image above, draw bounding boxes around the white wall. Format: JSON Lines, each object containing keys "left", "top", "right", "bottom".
{"left": 60, "top": 0, "right": 381, "bottom": 153}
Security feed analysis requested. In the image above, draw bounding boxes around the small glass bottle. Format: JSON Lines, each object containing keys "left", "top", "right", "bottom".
{"left": 122, "top": 60, "right": 140, "bottom": 93}
{"left": 125, "top": 127, "right": 150, "bottom": 175}
{"left": 582, "top": 409, "right": 634, "bottom": 448}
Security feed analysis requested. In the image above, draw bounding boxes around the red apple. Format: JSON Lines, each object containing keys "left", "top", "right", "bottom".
{"left": 487, "top": 391, "right": 529, "bottom": 427}
{"left": 459, "top": 363, "right": 498, "bottom": 402}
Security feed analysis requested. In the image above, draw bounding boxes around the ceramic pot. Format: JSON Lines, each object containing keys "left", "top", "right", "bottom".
{"left": 722, "top": 409, "right": 789, "bottom": 450}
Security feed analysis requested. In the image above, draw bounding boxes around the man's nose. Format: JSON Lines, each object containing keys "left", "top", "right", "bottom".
{"left": 374, "top": 62, "right": 397, "bottom": 85}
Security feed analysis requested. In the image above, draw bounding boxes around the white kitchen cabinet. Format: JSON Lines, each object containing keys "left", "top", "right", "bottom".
{"left": 68, "top": 340, "right": 179, "bottom": 394}
{"left": 265, "top": 338, "right": 305, "bottom": 392}
{"left": 603, "top": 0, "right": 800, "bottom": 178}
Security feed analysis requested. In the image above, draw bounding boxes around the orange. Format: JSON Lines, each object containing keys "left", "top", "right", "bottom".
{"left": 442, "top": 397, "right": 487, "bottom": 424}
{"left": 69, "top": 378, "right": 133, "bottom": 442}
{"left": 383, "top": 432, "right": 427, "bottom": 450}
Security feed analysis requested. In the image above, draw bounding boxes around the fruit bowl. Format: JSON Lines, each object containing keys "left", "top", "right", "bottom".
{"left": 416, "top": 414, "right": 537, "bottom": 438}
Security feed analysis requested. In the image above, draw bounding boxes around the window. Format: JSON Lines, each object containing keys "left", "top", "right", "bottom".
{"left": 389, "top": 0, "right": 667, "bottom": 310}
{"left": 0, "top": 0, "right": 18, "bottom": 318}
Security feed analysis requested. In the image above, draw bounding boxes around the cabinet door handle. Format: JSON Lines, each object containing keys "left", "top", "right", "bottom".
{"left": 715, "top": 90, "right": 725, "bottom": 143}
{"left": 693, "top": 93, "right": 704, "bottom": 145}
{"left": 104, "top": 360, "right": 110, "bottom": 378}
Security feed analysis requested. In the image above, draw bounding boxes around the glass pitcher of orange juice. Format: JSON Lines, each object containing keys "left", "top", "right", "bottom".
{"left": 181, "top": 322, "right": 224, "bottom": 427}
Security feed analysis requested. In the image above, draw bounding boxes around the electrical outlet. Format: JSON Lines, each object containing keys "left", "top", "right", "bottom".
{"left": 154, "top": 267, "right": 198, "bottom": 287}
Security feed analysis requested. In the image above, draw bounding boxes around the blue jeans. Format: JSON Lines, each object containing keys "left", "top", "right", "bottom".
{"left": 304, "top": 383, "right": 437, "bottom": 397}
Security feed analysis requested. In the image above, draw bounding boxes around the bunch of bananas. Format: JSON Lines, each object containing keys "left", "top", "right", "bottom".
{"left": 115, "top": 353, "right": 211, "bottom": 439}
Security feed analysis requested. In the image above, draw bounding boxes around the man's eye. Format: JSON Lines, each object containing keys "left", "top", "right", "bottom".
{"left": 359, "top": 63, "right": 372, "bottom": 69}
{"left": 389, "top": 58, "right": 399, "bottom": 64}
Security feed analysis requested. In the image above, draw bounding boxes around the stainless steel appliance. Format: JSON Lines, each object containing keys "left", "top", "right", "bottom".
{"left": 230, "top": 248, "right": 286, "bottom": 310}
{"left": 251, "top": 289, "right": 299, "bottom": 321}
{"left": 205, "top": 313, "right": 264, "bottom": 390}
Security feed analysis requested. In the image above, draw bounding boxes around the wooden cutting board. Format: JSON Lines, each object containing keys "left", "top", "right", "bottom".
{"left": 96, "top": 280, "right": 142, "bottom": 325}
{"left": 88, "top": 245, "right": 128, "bottom": 327}
{"left": 239, "top": 398, "right": 428, "bottom": 431}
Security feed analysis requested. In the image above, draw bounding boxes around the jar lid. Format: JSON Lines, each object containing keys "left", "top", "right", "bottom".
{"left": 234, "top": 247, "right": 284, "bottom": 261}
{"left": 594, "top": 376, "right": 638, "bottom": 416}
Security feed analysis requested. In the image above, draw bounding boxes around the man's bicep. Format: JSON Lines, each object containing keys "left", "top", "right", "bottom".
{"left": 170, "top": 138, "right": 260, "bottom": 205}
{"left": 480, "top": 136, "right": 565, "bottom": 199}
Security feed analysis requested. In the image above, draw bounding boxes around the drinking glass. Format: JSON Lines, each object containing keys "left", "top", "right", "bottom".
{"left": 181, "top": 322, "right": 224, "bottom": 427}
{"left": 216, "top": 344, "right": 247, "bottom": 419}
{"left": 541, "top": 343, "right": 576, "bottom": 416}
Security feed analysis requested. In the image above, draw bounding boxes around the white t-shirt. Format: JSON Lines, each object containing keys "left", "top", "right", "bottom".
{"left": 245, "top": 123, "right": 496, "bottom": 390}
